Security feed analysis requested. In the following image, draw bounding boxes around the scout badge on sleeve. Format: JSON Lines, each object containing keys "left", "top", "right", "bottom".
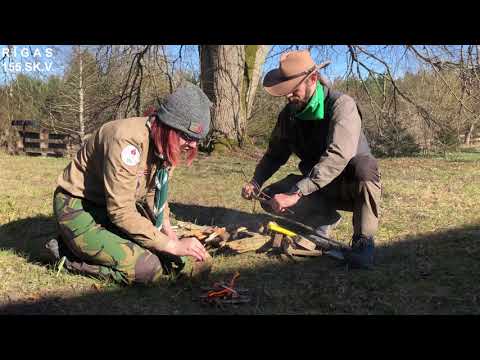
{"left": 121, "top": 144, "right": 141, "bottom": 166}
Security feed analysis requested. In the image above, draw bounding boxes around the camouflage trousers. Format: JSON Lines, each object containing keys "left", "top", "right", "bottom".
{"left": 53, "top": 187, "right": 167, "bottom": 285}
{"left": 261, "top": 154, "right": 382, "bottom": 238}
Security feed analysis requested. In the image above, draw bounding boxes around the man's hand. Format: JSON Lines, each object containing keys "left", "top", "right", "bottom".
{"left": 164, "top": 237, "right": 208, "bottom": 262}
{"left": 241, "top": 182, "right": 259, "bottom": 200}
{"left": 269, "top": 193, "right": 301, "bottom": 214}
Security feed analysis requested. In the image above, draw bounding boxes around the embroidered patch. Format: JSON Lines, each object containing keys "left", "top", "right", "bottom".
{"left": 121, "top": 145, "right": 141, "bottom": 166}
{"left": 189, "top": 121, "right": 203, "bottom": 134}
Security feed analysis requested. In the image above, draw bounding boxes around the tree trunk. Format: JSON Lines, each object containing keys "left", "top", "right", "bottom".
{"left": 465, "top": 123, "right": 474, "bottom": 145}
{"left": 78, "top": 50, "right": 85, "bottom": 143}
{"left": 199, "top": 45, "right": 269, "bottom": 149}
{"left": 244, "top": 45, "right": 270, "bottom": 121}
{"left": 200, "top": 45, "right": 246, "bottom": 146}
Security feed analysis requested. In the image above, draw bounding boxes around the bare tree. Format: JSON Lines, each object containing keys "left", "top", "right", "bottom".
{"left": 92, "top": 45, "right": 196, "bottom": 120}
{"left": 45, "top": 46, "right": 105, "bottom": 142}
{"left": 245, "top": 45, "right": 270, "bottom": 121}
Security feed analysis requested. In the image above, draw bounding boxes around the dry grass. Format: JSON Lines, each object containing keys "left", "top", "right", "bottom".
{"left": 0, "top": 150, "right": 479, "bottom": 314}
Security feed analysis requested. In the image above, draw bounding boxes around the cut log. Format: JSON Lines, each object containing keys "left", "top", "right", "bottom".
{"left": 176, "top": 220, "right": 209, "bottom": 231}
{"left": 223, "top": 234, "right": 271, "bottom": 253}
{"left": 281, "top": 236, "right": 322, "bottom": 257}
{"left": 218, "top": 231, "right": 230, "bottom": 242}
{"left": 272, "top": 233, "right": 283, "bottom": 248}
{"left": 231, "top": 227, "right": 250, "bottom": 240}
{"left": 204, "top": 228, "right": 227, "bottom": 243}
{"left": 293, "top": 236, "right": 317, "bottom": 251}
{"left": 288, "top": 248, "right": 323, "bottom": 257}
{"left": 204, "top": 229, "right": 231, "bottom": 248}
{"left": 184, "top": 230, "right": 208, "bottom": 240}
{"left": 282, "top": 236, "right": 293, "bottom": 252}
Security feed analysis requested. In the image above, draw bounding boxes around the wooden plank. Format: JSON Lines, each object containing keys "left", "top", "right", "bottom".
{"left": 293, "top": 236, "right": 317, "bottom": 251}
{"left": 24, "top": 145, "right": 67, "bottom": 151}
{"left": 223, "top": 234, "right": 271, "bottom": 253}
{"left": 47, "top": 143, "right": 67, "bottom": 149}
{"left": 24, "top": 146, "right": 41, "bottom": 152}
{"left": 24, "top": 148, "right": 66, "bottom": 155}
{"left": 272, "top": 233, "right": 283, "bottom": 248}
{"left": 175, "top": 220, "right": 208, "bottom": 231}
{"left": 16, "top": 125, "right": 41, "bottom": 133}
{"left": 11, "top": 120, "right": 39, "bottom": 127}
{"left": 48, "top": 133, "right": 69, "bottom": 140}
{"left": 23, "top": 138, "right": 41, "bottom": 143}
{"left": 282, "top": 237, "right": 322, "bottom": 257}
{"left": 288, "top": 248, "right": 323, "bottom": 257}
{"left": 45, "top": 139, "right": 67, "bottom": 145}
{"left": 18, "top": 131, "right": 40, "bottom": 139}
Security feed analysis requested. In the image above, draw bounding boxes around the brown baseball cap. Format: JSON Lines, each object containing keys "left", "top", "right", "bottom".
{"left": 263, "top": 50, "right": 331, "bottom": 97}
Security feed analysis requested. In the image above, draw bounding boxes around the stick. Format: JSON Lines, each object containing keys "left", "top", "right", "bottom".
{"left": 241, "top": 170, "right": 295, "bottom": 215}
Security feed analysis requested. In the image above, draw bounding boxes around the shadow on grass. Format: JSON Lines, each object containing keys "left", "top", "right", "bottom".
{"left": 0, "top": 203, "right": 287, "bottom": 262}
{"left": 1, "top": 206, "right": 479, "bottom": 314}
{"left": 0, "top": 214, "right": 57, "bottom": 263}
{"left": 169, "top": 202, "right": 318, "bottom": 235}
{"left": 169, "top": 202, "right": 276, "bottom": 227}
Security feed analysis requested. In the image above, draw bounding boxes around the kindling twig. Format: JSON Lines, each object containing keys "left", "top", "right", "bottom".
{"left": 240, "top": 170, "right": 295, "bottom": 215}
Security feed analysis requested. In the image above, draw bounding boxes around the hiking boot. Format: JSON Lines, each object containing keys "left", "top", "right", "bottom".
{"left": 343, "top": 235, "right": 375, "bottom": 269}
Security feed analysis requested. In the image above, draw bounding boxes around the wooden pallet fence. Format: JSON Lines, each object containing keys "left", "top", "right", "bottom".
{"left": 9, "top": 120, "right": 72, "bottom": 157}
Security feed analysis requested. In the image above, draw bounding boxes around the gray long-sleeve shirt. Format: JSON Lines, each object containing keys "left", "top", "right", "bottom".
{"left": 253, "top": 86, "right": 371, "bottom": 196}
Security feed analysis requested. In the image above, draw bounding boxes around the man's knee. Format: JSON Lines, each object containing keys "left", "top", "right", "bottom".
{"left": 346, "top": 154, "right": 380, "bottom": 183}
{"left": 132, "top": 251, "right": 163, "bottom": 284}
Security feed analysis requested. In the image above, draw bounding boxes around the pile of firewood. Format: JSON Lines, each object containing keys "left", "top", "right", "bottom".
{"left": 174, "top": 220, "right": 326, "bottom": 259}
{"left": 175, "top": 220, "right": 271, "bottom": 254}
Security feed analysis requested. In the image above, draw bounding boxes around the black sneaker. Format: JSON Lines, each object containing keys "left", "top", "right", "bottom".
{"left": 343, "top": 235, "right": 375, "bottom": 269}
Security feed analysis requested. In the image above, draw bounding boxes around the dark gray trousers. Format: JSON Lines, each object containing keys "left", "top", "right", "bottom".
{"left": 261, "top": 154, "right": 382, "bottom": 238}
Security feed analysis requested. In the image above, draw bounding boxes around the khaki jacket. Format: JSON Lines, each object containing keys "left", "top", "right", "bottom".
{"left": 57, "top": 116, "right": 171, "bottom": 252}
{"left": 253, "top": 86, "right": 372, "bottom": 196}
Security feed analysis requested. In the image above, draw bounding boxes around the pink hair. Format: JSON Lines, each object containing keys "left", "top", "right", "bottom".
{"left": 147, "top": 111, "right": 198, "bottom": 167}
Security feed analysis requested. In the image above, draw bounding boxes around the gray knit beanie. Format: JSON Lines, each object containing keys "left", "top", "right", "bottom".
{"left": 156, "top": 84, "right": 212, "bottom": 140}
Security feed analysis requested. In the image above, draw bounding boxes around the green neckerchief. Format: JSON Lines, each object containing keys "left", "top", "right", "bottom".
{"left": 295, "top": 81, "right": 324, "bottom": 121}
{"left": 150, "top": 123, "right": 186, "bottom": 272}
{"left": 153, "top": 161, "right": 169, "bottom": 230}
{"left": 153, "top": 159, "right": 187, "bottom": 271}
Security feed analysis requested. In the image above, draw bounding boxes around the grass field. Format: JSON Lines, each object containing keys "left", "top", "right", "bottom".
{"left": 0, "top": 149, "right": 479, "bottom": 314}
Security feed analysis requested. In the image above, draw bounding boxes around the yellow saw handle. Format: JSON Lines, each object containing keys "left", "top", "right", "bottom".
{"left": 267, "top": 222, "right": 297, "bottom": 237}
